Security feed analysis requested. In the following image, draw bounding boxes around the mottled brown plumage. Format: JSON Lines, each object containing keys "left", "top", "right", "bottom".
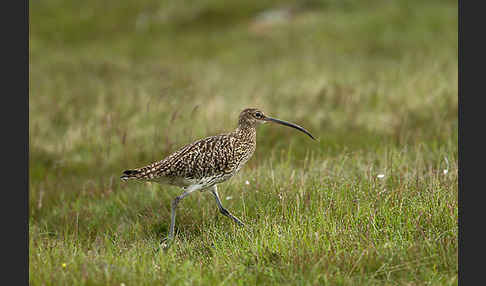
{"left": 121, "top": 108, "right": 315, "bottom": 247}
{"left": 121, "top": 124, "right": 256, "bottom": 189}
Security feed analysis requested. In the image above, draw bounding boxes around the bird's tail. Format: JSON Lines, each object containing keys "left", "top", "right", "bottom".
{"left": 120, "top": 169, "right": 142, "bottom": 181}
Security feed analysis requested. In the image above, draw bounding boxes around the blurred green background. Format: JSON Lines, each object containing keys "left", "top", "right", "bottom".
{"left": 30, "top": 0, "right": 457, "bottom": 182}
{"left": 29, "top": 0, "right": 457, "bottom": 284}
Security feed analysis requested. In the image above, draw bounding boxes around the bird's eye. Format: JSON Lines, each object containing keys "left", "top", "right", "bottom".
{"left": 255, "top": 112, "right": 263, "bottom": 118}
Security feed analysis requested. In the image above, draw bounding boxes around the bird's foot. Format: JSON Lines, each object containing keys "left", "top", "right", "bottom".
{"left": 161, "top": 236, "right": 173, "bottom": 248}
{"left": 220, "top": 207, "right": 245, "bottom": 227}
{"left": 154, "top": 236, "right": 174, "bottom": 252}
{"left": 234, "top": 218, "right": 245, "bottom": 227}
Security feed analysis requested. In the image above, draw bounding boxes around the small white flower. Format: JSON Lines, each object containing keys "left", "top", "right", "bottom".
{"left": 443, "top": 169, "right": 448, "bottom": 175}
{"left": 225, "top": 196, "right": 233, "bottom": 200}
{"left": 377, "top": 174, "right": 385, "bottom": 179}
{"left": 245, "top": 180, "right": 250, "bottom": 185}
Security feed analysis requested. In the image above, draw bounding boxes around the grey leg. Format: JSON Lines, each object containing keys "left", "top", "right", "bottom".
{"left": 162, "top": 186, "right": 198, "bottom": 248}
{"left": 210, "top": 185, "right": 245, "bottom": 227}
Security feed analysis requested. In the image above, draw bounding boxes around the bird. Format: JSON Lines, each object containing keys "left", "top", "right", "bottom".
{"left": 120, "top": 108, "right": 315, "bottom": 247}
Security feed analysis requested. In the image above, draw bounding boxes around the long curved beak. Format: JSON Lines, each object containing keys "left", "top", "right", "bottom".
{"left": 265, "top": 116, "right": 316, "bottom": 140}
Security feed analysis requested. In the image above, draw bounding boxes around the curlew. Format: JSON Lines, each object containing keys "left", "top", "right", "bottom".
{"left": 121, "top": 108, "right": 315, "bottom": 247}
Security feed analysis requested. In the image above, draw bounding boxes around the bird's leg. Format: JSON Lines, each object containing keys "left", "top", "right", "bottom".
{"left": 210, "top": 185, "right": 245, "bottom": 227}
{"left": 162, "top": 187, "right": 197, "bottom": 248}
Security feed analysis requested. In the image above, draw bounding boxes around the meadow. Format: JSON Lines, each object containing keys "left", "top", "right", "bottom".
{"left": 29, "top": 0, "right": 458, "bottom": 284}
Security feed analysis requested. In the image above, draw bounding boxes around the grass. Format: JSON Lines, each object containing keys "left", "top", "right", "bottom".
{"left": 29, "top": 0, "right": 458, "bottom": 284}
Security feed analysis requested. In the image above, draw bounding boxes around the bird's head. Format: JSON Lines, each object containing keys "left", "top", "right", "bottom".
{"left": 238, "top": 108, "right": 316, "bottom": 140}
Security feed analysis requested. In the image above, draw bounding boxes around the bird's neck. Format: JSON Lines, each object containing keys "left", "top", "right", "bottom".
{"left": 234, "top": 125, "right": 256, "bottom": 143}
{"left": 232, "top": 125, "right": 257, "bottom": 166}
